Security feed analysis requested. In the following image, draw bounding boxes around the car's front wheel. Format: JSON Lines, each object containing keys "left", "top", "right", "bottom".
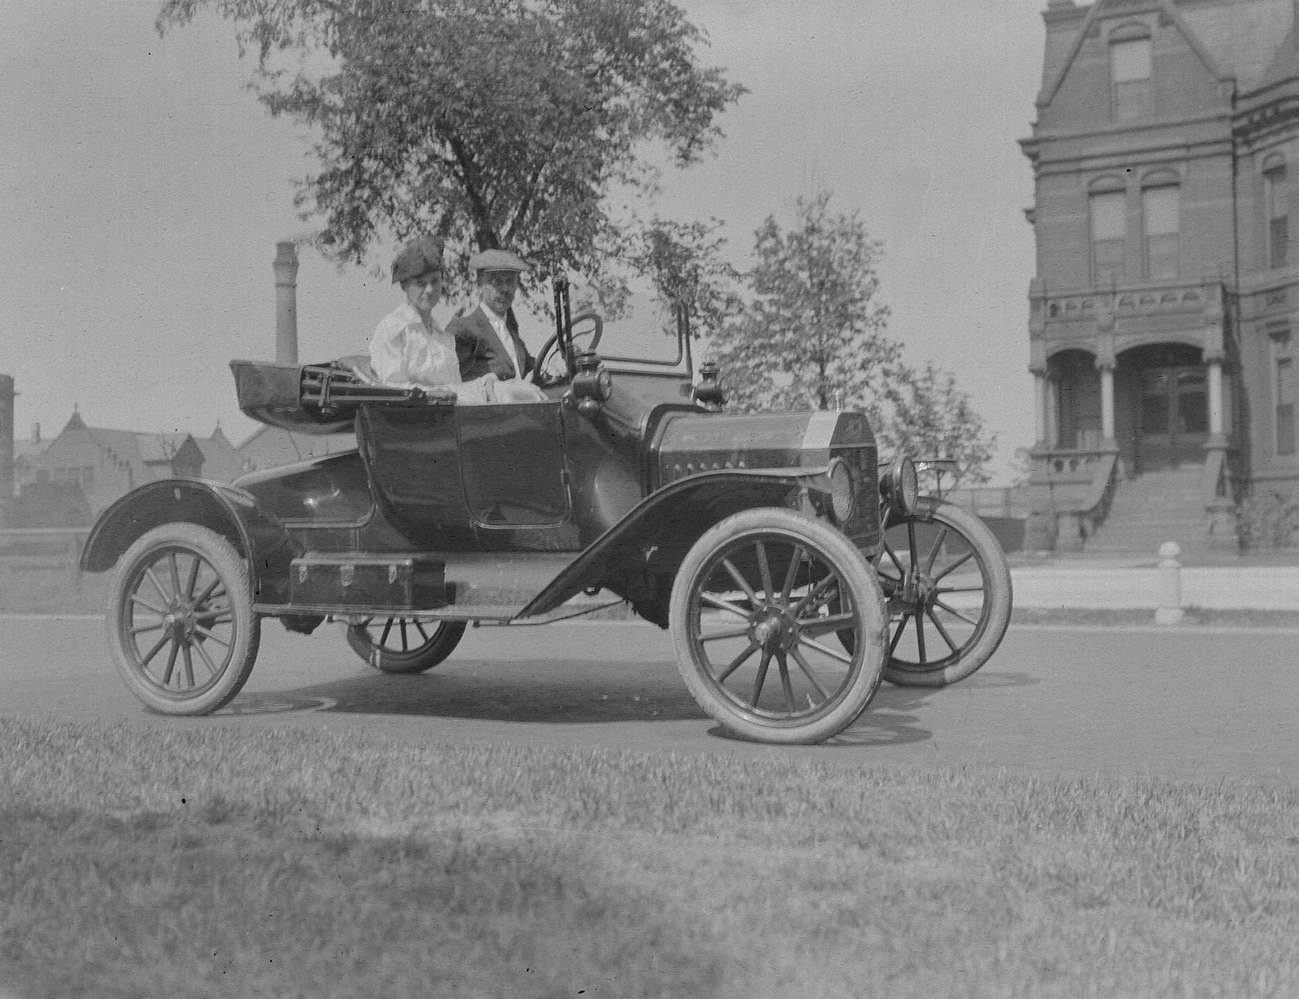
{"left": 876, "top": 497, "right": 1012, "bottom": 686}
{"left": 345, "top": 617, "right": 467, "bottom": 674}
{"left": 106, "top": 523, "right": 260, "bottom": 715}
{"left": 669, "top": 509, "right": 887, "bottom": 744}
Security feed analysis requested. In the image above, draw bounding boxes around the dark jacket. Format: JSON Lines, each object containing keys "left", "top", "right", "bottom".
{"left": 448, "top": 306, "right": 534, "bottom": 382}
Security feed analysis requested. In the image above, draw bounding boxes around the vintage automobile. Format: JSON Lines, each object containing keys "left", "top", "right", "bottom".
{"left": 79, "top": 278, "right": 1010, "bottom": 744}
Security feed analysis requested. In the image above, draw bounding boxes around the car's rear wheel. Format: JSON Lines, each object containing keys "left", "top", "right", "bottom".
{"left": 345, "top": 617, "right": 467, "bottom": 674}
{"left": 876, "top": 497, "right": 1012, "bottom": 686}
{"left": 107, "top": 524, "right": 260, "bottom": 715}
{"left": 669, "top": 509, "right": 887, "bottom": 744}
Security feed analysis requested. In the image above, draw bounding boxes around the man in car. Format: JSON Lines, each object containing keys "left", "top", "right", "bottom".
{"left": 369, "top": 239, "right": 543, "bottom": 403}
{"left": 449, "top": 248, "right": 547, "bottom": 399}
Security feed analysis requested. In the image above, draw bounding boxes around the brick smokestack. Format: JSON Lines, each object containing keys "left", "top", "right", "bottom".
{"left": 0, "top": 374, "right": 14, "bottom": 529}
{"left": 273, "top": 241, "right": 300, "bottom": 365}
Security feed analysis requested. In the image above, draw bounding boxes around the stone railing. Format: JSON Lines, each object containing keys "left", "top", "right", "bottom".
{"left": 1025, "top": 447, "right": 1122, "bottom": 551}
{"left": 1029, "top": 277, "right": 1224, "bottom": 347}
{"left": 1041, "top": 284, "right": 1209, "bottom": 321}
{"left": 1031, "top": 446, "right": 1121, "bottom": 484}
{"left": 1201, "top": 444, "right": 1243, "bottom": 550}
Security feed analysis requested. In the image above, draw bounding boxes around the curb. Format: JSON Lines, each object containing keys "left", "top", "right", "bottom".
{"left": 1010, "top": 565, "right": 1299, "bottom": 612}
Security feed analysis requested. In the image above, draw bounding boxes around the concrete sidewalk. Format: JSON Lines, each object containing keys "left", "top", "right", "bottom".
{"left": 1009, "top": 550, "right": 1299, "bottom": 611}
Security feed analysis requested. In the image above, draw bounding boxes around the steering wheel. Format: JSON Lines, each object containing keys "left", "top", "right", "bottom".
{"left": 531, "top": 311, "right": 603, "bottom": 385}
{"left": 531, "top": 332, "right": 566, "bottom": 385}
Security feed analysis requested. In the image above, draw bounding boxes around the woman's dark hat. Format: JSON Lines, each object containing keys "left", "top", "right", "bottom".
{"left": 391, "top": 236, "right": 445, "bottom": 284}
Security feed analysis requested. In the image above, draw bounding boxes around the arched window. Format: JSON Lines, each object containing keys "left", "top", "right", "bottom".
{"left": 1089, "top": 176, "right": 1127, "bottom": 286}
{"left": 1263, "top": 154, "right": 1288, "bottom": 269}
{"left": 1141, "top": 176, "right": 1179, "bottom": 281}
{"left": 1110, "top": 25, "right": 1152, "bottom": 121}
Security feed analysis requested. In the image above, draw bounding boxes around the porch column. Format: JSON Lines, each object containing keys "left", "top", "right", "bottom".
{"left": 1206, "top": 358, "right": 1224, "bottom": 437}
{"left": 1100, "top": 363, "right": 1116, "bottom": 445}
{"left": 1096, "top": 325, "right": 1117, "bottom": 448}
{"left": 1033, "top": 371, "right": 1048, "bottom": 446}
{"left": 1202, "top": 312, "right": 1234, "bottom": 548}
{"left": 1028, "top": 334, "right": 1049, "bottom": 448}
{"left": 1201, "top": 279, "right": 1228, "bottom": 447}
{"left": 1046, "top": 377, "right": 1060, "bottom": 448}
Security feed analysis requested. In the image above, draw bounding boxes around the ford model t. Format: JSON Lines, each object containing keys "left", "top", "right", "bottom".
{"left": 80, "top": 279, "right": 1010, "bottom": 744}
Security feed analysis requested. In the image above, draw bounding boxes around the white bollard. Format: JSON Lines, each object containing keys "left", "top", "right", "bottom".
{"left": 1155, "top": 541, "right": 1184, "bottom": 625}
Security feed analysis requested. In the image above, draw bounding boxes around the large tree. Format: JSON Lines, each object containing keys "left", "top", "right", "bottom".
{"left": 708, "top": 189, "right": 898, "bottom": 414}
{"left": 629, "top": 216, "right": 740, "bottom": 336}
{"left": 157, "top": 0, "right": 744, "bottom": 290}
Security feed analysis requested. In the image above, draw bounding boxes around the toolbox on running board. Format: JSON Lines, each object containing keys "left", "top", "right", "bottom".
{"left": 288, "top": 553, "right": 447, "bottom": 610}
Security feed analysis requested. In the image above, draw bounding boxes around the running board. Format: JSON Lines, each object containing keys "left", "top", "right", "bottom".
{"left": 260, "top": 550, "right": 579, "bottom": 619}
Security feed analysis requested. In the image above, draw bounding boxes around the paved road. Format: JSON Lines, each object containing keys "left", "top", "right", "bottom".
{"left": 2, "top": 614, "right": 1296, "bottom": 785}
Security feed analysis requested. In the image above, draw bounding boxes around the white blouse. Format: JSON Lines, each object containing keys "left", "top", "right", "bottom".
{"left": 368, "top": 302, "right": 461, "bottom": 390}
{"left": 367, "top": 302, "right": 545, "bottom": 404}
{"left": 368, "top": 303, "right": 501, "bottom": 403}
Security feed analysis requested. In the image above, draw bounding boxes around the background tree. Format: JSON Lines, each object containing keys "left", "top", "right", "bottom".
{"left": 157, "top": 0, "right": 745, "bottom": 296}
{"left": 710, "top": 189, "right": 994, "bottom": 481}
{"left": 1008, "top": 446, "right": 1034, "bottom": 486}
{"left": 708, "top": 189, "right": 897, "bottom": 415}
{"left": 877, "top": 360, "right": 996, "bottom": 487}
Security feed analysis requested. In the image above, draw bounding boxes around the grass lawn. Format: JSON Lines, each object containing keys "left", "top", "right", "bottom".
{"left": 2, "top": 717, "right": 1297, "bottom": 998}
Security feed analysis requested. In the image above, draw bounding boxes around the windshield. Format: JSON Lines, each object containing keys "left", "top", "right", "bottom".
{"left": 567, "top": 278, "right": 686, "bottom": 367}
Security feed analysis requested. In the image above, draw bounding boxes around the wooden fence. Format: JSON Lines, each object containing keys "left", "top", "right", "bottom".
{"left": 943, "top": 486, "right": 1030, "bottom": 519}
{"left": 0, "top": 527, "right": 89, "bottom": 584}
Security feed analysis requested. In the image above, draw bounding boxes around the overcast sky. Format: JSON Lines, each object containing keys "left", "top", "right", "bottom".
{"left": 1, "top": 0, "right": 1044, "bottom": 480}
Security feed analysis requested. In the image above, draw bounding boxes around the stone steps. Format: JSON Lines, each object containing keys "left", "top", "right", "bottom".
{"left": 1085, "top": 469, "right": 1208, "bottom": 555}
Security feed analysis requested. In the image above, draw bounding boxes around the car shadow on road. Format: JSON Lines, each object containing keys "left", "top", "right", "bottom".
{"left": 226, "top": 666, "right": 1039, "bottom": 742}
{"left": 832, "top": 669, "right": 1039, "bottom": 747}
{"left": 880, "top": 668, "right": 1039, "bottom": 703}
{"left": 234, "top": 664, "right": 710, "bottom": 724}
{"left": 702, "top": 710, "right": 934, "bottom": 747}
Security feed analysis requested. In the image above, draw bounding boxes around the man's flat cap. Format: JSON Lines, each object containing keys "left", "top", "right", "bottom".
{"left": 468, "top": 248, "right": 529, "bottom": 273}
{"left": 391, "top": 236, "right": 445, "bottom": 284}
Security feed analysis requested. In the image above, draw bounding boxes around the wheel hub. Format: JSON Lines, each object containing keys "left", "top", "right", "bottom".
{"left": 163, "top": 603, "right": 197, "bottom": 643}
{"left": 902, "top": 570, "right": 935, "bottom": 608}
{"left": 750, "top": 608, "right": 796, "bottom": 650}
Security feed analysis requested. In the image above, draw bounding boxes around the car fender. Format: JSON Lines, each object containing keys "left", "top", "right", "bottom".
{"left": 79, "top": 479, "right": 296, "bottom": 599}
{"left": 519, "top": 466, "right": 833, "bottom": 622}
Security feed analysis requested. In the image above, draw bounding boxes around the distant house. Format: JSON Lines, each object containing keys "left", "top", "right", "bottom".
{"left": 14, "top": 409, "right": 243, "bottom": 523}
{"left": 10, "top": 405, "right": 359, "bottom": 527}
{"left": 12, "top": 424, "right": 51, "bottom": 494}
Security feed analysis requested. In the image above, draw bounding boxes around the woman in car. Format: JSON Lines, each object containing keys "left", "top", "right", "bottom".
{"left": 369, "top": 236, "right": 541, "bottom": 404}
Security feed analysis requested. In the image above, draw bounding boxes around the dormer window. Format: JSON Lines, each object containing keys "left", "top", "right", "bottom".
{"left": 1111, "top": 34, "right": 1152, "bottom": 121}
